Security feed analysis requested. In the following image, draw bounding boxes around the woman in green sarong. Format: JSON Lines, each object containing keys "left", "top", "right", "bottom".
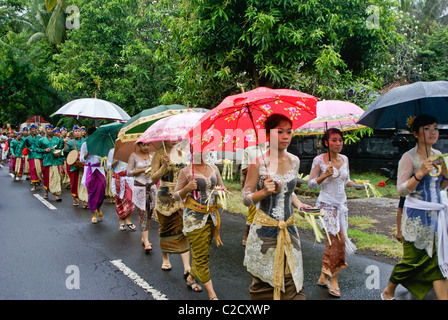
{"left": 382, "top": 115, "right": 448, "bottom": 300}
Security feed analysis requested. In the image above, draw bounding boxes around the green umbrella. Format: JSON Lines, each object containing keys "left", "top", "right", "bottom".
{"left": 86, "top": 122, "right": 124, "bottom": 157}
{"left": 117, "top": 104, "right": 188, "bottom": 142}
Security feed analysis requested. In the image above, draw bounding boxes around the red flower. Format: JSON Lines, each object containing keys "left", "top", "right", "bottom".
{"left": 377, "top": 180, "right": 386, "bottom": 187}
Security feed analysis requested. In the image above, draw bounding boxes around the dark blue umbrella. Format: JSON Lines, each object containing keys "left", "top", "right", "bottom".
{"left": 357, "top": 81, "right": 448, "bottom": 130}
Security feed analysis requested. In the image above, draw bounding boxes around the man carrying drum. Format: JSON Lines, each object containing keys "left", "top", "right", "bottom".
{"left": 64, "top": 125, "right": 88, "bottom": 207}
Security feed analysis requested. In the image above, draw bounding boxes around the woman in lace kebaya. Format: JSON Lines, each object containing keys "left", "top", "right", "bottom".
{"left": 174, "top": 151, "right": 224, "bottom": 300}
{"left": 242, "top": 114, "right": 311, "bottom": 300}
{"left": 382, "top": 115, "right": 448, "bottom": 300}
{"left": 308, "top": 128, "right": 363, "bottom": 298}
{"left": 127, "top": 142, "right": 156, "bottom": 252}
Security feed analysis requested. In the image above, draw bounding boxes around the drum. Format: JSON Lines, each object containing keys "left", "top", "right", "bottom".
{"left": 53, "top": 149, "right": 62, "bottom": 157}
{"left": 67, "top": 149, "right": 84, "bottom": 169}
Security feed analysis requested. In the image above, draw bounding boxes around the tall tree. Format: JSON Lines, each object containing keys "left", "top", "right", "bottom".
{"left": 157, "top": 0, "right": 398, "bottom": 108}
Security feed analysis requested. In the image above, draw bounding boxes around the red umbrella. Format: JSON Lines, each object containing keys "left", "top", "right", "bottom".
{"left": 186, "top": 87, "right": 318, "bottom": 153}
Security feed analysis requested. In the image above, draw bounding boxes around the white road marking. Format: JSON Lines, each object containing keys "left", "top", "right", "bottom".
{"left": 33, "top": 194, "right": 57, "bottom": 210}
{"left": 110, "top": 259, "right": 168, "bottom": 300}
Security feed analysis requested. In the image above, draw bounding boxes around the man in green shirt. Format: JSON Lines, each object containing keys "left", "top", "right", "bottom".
{"left": 24, "top": 124, "right": 44, "bottom": 191}
{"left": 10, "top": 132, "right": 25, "bottom": 181}
{"left": 37, "top": 124, "right": 64, "bottom": 201}
{"left": 64, "top": 125, "right": 88, "bottom": 207}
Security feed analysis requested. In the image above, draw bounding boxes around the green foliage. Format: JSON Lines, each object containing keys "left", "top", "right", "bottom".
{"left": 157, "top": 0, "right": 398, "bottom": 108}
{"left": 1, "top": 0, "right": 447, "bottom": 131}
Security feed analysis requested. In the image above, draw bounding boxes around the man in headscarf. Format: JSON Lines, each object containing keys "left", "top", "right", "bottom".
{"left": 24, "top": 124, "right": 44, "bottom": 191}
{"left": 37, "top": 124, "right": 64, "bottom": 201}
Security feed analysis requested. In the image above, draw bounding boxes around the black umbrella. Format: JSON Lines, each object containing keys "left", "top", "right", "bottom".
{"left": 357, "top": 81, "right": 448, "bottom": 130}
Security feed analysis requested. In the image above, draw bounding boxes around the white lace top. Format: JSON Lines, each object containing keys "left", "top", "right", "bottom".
{"left": 242, "top": 151, "right": 304, "bottom": 292}
{"left": 308, "top": 154, "right": 351, "bottom": 235}
{"left": 397, "top": 146, "right": 442, "bottom": 256}
{"left": 174, "top": 164, "right": 224, "bottom": 234}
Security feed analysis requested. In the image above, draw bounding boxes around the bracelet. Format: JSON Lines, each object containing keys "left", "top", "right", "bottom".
{"left": 443, "top": 176, "right": 448, "bottom": 181}
{"left": 413, "top": 175, "right": 421, "bottom": 181}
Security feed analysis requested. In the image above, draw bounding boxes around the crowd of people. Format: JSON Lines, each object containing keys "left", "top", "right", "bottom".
{"left": 1, "top": 112, "right": 447, "bottom": 300}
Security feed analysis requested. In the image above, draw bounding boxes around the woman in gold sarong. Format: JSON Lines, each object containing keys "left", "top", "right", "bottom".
{"left": 174, "top": 152, "right": 224, "bottom": 300}
{"left": 151, "top": 142, "right": 191, "bottom": 274}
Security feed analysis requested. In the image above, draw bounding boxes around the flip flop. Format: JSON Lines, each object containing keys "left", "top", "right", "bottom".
{"left": 186, "top": 280, "right": 203, "bottom": 292}
{"left": 381, "top": 293, "right": 396, "bottom": 300}
{"left": 126, "top": 223, "right": 136, "bottom": 231}
{"left": 161, "top": 263, "right": 172, "bottom": 271}
{"left": 328, "top": 285, "right": 341, "bottom": 298}
{"left": 119, "top": 225, "right": 126, "bottom": 231}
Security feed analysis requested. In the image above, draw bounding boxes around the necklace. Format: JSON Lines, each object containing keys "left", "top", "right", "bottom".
{"left": 195, "top": 164, "right": 208, "bottom": 176}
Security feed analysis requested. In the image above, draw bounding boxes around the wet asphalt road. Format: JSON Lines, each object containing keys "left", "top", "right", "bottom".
{"left": 0, "top": 164, "right": 436, "bottom": 301}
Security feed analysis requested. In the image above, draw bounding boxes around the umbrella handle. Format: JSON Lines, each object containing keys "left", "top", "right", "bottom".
{"left": 266, "top": 175, "right": 281, "bottom": 194}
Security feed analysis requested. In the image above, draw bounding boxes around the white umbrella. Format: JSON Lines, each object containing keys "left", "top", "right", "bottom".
{"left": 51, "top": 98, "right": 130, "bottom": 123}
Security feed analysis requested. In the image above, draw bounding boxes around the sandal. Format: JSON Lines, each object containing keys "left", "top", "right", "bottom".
{"left": 91, "top": 216, "right": 98, "bottom": 224}
{"left": 161, "top": 263, "right": 172, "bottom": 271}
{"left": 186, "top": 280, "right": 203, "bottom": 292}
{"left": 126, "top": 223, "right": 136, "bottom": 231}
{"left": 328, "top": 285, "right": 341, "bottom": 298}
{"left": 144, "top": 243, "right": 152, "bottom": 254}
{"left": 119, "top": 225, "right": 126, "bottom": 231}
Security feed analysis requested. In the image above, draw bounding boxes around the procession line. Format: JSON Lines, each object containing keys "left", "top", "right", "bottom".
{"left": 110, "top": 259, "right": 169, "bottom": 300}
{"left": 33, "top": 194, "right": 57, "bottom": 210}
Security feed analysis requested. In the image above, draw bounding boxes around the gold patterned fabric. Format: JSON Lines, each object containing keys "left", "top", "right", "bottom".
{"left": 253, "top": 208, "right": 296, "bottom": 300}
{"left": 153, "top": 149, "right": 185, "bottom": 216}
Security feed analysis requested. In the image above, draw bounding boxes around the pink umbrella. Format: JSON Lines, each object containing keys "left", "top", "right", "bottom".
{"left": 136, "top": 111, "right": 206, "bottom": 146}
{"left": 293, "top": 100, "right": 366, "bottom": 136}
{"left": 137, "top": 111, "right": 206, "bottom": 199}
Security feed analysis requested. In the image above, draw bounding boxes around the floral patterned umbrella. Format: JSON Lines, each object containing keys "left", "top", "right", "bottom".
{"left": 186, "top": 87, "right": 318, "bottom": 152}
{"left": 293, "top": 100, "right": 366, "bottom": 136}
{"left": 136, "top": 111, "right": 206, "bottom": 145}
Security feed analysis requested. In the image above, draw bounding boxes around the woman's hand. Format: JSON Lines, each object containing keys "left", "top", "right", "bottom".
{"left": 185, "top": 179, "right": 197, "bottom": 192}
{"left": 162, "top": 154, "right": 170, "bottom": 167}
{"left": 262, "top": 176, "right": 276, "bottom": 196}
{"left": 324, "top": 166, "right": 334, "bottom": 178}
{"left": 417, "top": 158, "right": 434, "bottom": 177}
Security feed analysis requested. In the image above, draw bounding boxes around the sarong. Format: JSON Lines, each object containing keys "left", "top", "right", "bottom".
{"left": 134, "top": 181, "right": 155, "bottom": 231}
{"left": 23, "top": 155, "right": 29, "bottom": 175}
{"left": 322, "top": 229, "right": 347, "bottom": 277}
{"left": 389, "top": 240, "right": 444, "bottom": 300}
{"left": 157, "top": 210, "right": 189, "bottom": 254}
{"left": 115, "top": 182, "right": 134, "bottom": 220}
{"left": 28, "top": 158, "right": 43, "bottom": 183}
{"left": 105, "top": 169, "right": 114, "bottom": 199}
{"left": 186, "top": 219, "right": 216, "bottom": 284}
{"left": 14, "top": 157, "right": 24, "bottom": 177}
{"left": 85, "top": 164, "right": 106, "bottom": 213}
{"left": 69, "top": 169, "right": 88, "bottom": 206}
{"left": 42, "top": 165, "right": 61, "bottom": 196}
{"left": 249, "top": 275, "right": 306, "bottom": 300}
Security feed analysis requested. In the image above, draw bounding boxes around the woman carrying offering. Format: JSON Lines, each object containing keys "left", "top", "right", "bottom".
{"left": 174, "top": 151, "right": 224, "bottom": 300}
{"left": 242, "top": 114, "right": 311, "bottom": 300}
{"left": 382, "top": 115, "right": 448, "bottom": 300}
{"left": 308, "top": 128, "right": 363, "bottom": 298}
{"left": 151, "top": 142, "right": 190, "bottom": 273}
{"left": 127, "top": 142, "right": 156, "bottom": 251}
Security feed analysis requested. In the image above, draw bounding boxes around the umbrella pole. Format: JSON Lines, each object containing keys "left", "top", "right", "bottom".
{"left": 246, "top": 104, "right": 280, "bottom": 194}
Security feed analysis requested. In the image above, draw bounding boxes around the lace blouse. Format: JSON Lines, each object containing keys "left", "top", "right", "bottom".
{"left": 242, "top": 151, "right": 304, "bottom": 292}
{"left": 308, "top": 154, "right": 352, "bottom": 235}
{"left": 174, "top": 164, "right": 224, "bottom": 233}
{"left": 397, "top": 146, "right": 442, "bottom": 256}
